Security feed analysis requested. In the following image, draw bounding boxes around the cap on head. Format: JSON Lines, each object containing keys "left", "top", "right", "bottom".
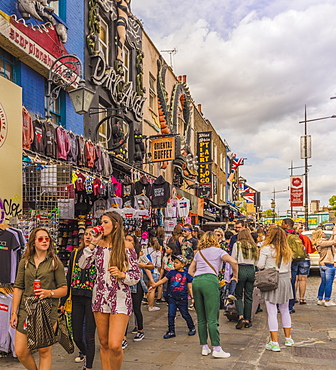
{"left": 173, "top": 255, "right": 188, "bottom": 265}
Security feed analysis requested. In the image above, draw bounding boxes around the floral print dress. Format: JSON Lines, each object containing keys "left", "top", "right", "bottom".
{"left": 79, "top": 246, "right": 140, "bottom": 316}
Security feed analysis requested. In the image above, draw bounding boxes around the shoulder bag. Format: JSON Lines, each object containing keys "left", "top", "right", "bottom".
{"left": 64, "top": 248, "right": 78, "bottom": 313}
{"left": 254, "top": 256, "right": 282, "bottom": 292}
{"left": 199, "top": 250, "right": 218, "bottom": 276}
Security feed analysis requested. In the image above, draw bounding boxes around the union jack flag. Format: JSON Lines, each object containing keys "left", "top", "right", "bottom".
{"left": 239, "top": 183, "right": 255, "bottom": 203}
{"left": 232, "top": 158, "right": 244, "bottom": 171}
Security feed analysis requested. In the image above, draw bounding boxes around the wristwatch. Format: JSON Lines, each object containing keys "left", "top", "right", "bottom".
{"left": 50, "top": 290, "right": 55, "bottom": 297}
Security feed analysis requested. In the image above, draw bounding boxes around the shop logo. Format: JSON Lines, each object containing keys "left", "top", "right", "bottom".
{"left": 292, "top": 177, "right": 302, "bottom": 187}
{"left": 0, "top": 103, "right": 8, "bottom": 148}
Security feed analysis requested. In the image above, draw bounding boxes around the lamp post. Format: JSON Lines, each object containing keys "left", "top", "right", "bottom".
{"left": 299, "top": 107, "right": 336, "bottom": 230}
{"left": 271, "top": 198, "right": 276, "bottom": 223}
{"left": 46, "top": 54, "right": 95, "bottom": 119}
{"left": 271, "top": 188, "right": 288, "bottom": 224}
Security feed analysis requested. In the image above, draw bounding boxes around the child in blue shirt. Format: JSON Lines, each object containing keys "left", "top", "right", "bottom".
{"left": 150, "top": 255, "right": 196, "bottom": 338}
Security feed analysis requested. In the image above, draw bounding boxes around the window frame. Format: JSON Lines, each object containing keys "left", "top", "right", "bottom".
{"left": 99, "top": 17, "right": 109, "bottom": 64}
{"left": 0, "top": 47, "right": 17, "bottom": 82}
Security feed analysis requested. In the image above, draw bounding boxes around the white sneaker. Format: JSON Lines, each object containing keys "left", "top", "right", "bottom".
{"left": 324, "top": 301, "right": 336, "bottom": 307}
{"left": 212, "top": 349, "right": 231, "bottom": 358}
{"left": 317, "top": 300, "right": 324, "bottom": 306}
{"left": 148, "top": 306, "right": 160, "bottom": 311}
{"left": 201, "top": 348, "right": 211, "bottom": 356}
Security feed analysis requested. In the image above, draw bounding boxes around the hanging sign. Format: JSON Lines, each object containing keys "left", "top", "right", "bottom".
{"left": 197, "top": 131, "right": 212, "bottom": 164}
{"left": 197, "top": 132, "right": 212, "bottom": 199}
{"left": 151, "top": 136, "right": 175, "bottom": 162}
{"left": 290, "top": 175, "right": 304, "bottom": 207}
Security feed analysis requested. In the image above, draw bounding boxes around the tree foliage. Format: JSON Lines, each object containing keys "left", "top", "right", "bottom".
{"left": 262, "top": 209, "right": 277, "bottom": 217}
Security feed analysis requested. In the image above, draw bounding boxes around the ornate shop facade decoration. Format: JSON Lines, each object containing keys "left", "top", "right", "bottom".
{"left": 85, "top": 0, "right": 146, "bottom": 164}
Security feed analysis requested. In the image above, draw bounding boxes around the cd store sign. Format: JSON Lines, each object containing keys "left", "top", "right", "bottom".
{"left": 197, "top": 132, "right": 212, "bottom": 199}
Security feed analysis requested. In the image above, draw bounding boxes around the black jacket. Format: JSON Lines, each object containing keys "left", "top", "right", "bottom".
{"left": 150, "top": 175, "right": 170, "bottom": 208}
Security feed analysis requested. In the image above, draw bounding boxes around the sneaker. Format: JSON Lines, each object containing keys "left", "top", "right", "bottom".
{"left": 122, "top": 339, "right": 128, "bottom": 350}
{"left": 212, "top": 349, "right": 231, "bottom": 358}
{"left": 188, "top": 304, "right": 194, "bottom": 311}
{"left": 265, "top": 341, "right": 281, "bottom": 352}
{"left": 324, "top": 301, "right": 336, "bottom": 307}
{"left": 202, "top": 347, "right": 211, "bottom": 356}
{"left": 289, "top": 309, "right": 295, "bottom": 314}
{"left": 131, "top": 326, "right": 138, "bottom": 334}
{"left": 148, "top": 306, "right": 160, "bottom": 312}
{"left": 163, "top": 331, "right": 176, "bottom": 339}
{"left": 133, "top": 332, "right": 145, "bottom": 342}
{"left": 75, "top": 353, "right": 84, "bottom": 363}
{"left": 188, "top": 328, "right": 196, "bottom": 336}
{"left": 285, "top": 338, "right": 295, "bottom": 347}
{"left": 317, "top": 300, "right": 324, "bottom": 306}
{"left": 156, "top": 298, "right": 165, "bottom": 304}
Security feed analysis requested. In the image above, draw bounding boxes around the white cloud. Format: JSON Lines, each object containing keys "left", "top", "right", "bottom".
{"left": 132, "top": 0, "right": 336, "bottom": 214}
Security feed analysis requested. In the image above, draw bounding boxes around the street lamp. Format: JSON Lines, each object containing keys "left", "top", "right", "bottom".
{"left": 46, "top": 54, "right": 95, "bottom": 119}
{"left": 271, "top": 198, "right": 276, "bottom": 223}
{"left": 299, "top": 107, "right": 336, "bottom": 230}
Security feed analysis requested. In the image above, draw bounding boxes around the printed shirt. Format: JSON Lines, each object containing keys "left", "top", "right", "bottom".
{"left": 165, "top": 269, "right": 193, "bottom": 300}
{"left": 0, "top": 230, "right": 20, "bottom": 284}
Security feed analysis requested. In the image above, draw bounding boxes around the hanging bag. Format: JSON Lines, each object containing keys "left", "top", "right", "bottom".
{"left": 56, "top": 313, "right": 75, "bottom": 354}
{"left": 254, "top": 257, "right": 282, "bottom": 292}
{"left": 64, "top": 249, "right": 78, "bottom": 313}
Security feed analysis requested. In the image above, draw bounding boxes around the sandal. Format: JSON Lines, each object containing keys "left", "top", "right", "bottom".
{"left": 235, "top": 318, "right": 245, "bottom": 329}
{"left": 299, "top": 300, "right": 307, "bottom": 305}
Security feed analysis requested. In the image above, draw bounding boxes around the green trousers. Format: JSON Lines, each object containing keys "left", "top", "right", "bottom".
{"left": 192, "top": 274, "right": 220, "bottom": 346}
{"left": 235, "top": 264, "right": 255, "bottom": 321}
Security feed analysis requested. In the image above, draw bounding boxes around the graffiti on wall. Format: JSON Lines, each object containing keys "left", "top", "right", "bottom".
{"left": 0, "top": 195, "right": 22, "bottom": 223}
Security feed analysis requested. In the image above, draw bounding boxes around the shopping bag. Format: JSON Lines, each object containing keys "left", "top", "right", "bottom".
{"left": 56, "top": 313, "right": 74, "bottom": 354}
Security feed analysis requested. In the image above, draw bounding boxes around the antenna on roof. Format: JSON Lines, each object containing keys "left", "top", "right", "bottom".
{"left": 160, "top": 48, "right": 178, "bottom": 69}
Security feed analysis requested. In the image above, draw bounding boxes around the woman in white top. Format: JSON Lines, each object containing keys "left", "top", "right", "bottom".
{"left": 188, "top": 231, "right": 238, "bottom": 359}
{"left": 257, "top": 227, "right": 293, "bottom": 352}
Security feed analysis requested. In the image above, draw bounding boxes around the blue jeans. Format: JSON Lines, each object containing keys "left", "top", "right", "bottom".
{"left": 167, "top": 296, "right": 195, "bottom": 332}
{"left": 317, "top": 264, "right": 336, "bottom": 301}
{"left": 289, "top": 261, "right": 300, "bottom": 310}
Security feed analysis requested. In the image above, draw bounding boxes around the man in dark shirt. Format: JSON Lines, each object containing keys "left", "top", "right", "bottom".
{"left": 228, "top": 220, "right": 247, "bottom": 255}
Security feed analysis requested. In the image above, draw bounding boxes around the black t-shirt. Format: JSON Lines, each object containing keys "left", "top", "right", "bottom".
{"left": 0, "top": 230, "right": 20, "bottom": 284}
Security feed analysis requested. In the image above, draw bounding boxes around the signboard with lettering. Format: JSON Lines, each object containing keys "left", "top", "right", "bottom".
{"left": 290, "top": 175, "right": 304, "bottom": 207}
{"left": 151, "top": 136, "right": 175, "bottom": 162}
{"left": 197, "top": 131, "right": 212, "bottom": 164}
{"left": 197, "top": 132, "right": 212, "bottom": 199}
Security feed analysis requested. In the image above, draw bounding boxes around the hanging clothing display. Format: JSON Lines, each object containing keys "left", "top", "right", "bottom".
{"left": 44, "top": 121, "right": 57, "bottom": 158}
{"left": 22, "top": 107, "right": 34, "bottom": 150}
{"left": 150, "top": 175, "right": 170, "bottom": 208}
{"left": 67, "top": 132, "right": 79, "bottom": 165}
{"left": 32, "top": 119, "right": 46, "bottom": 154}
{"left": 56, "top": 126, "right": 70, "bottom": 160}
{"left": 77, "top": 136, "right": 86, "bottom": 166}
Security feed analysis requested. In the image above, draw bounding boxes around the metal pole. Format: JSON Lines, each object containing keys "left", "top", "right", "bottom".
{"left": 273, "top": 188, "right": 275, "bottom": 223}
{"left": 304, "top": 106, "right": 309, "bottom": 230}
{"left": 290, "top": 160, "right": 293, "bottom": 218}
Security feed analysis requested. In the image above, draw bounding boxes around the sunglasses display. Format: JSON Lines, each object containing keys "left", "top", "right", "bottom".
{"left": 37, "top": 236, "right": 50, "bottom": 242}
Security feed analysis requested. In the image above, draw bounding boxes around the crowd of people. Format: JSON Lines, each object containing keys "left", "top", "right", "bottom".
{"left": 8, "top": 213, "right": 336, "bottom": 369}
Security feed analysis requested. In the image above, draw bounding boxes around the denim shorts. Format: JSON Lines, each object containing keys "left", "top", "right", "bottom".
{"left": 143, "top": 272, "right": 160, "bottom": 283}
{"left": 298, "top": 260, "right": 310, "bottom": 276}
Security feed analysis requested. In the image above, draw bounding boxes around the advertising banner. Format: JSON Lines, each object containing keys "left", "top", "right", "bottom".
{"left": 290, "top": 175, "right": 304, "bottom": 207}
{"left": 151, "top": 136, "right": 175, "bottom": 162}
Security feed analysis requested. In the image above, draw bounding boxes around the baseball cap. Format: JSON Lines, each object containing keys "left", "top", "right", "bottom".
{"left": 173, "top": 255, "right": 188, "bottom": 265}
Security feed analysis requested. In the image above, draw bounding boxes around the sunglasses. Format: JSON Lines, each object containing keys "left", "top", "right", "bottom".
{"left": 37, "top": 236, "right": 50, "bottom": 243}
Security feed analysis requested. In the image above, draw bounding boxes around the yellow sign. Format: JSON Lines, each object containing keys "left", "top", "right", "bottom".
{"left": 151, "top": 136, "right": 175, "bottom": 162}
{"left": 0, "top": 76, "right": 22, "bottom": 222}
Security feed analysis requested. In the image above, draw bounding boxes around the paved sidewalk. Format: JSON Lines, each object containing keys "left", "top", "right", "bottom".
{"left": 2, "top": 275, "right": 336, "bottom": 369}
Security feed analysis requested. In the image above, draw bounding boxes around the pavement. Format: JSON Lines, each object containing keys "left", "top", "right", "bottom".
{"left": 2, "top": 273, "right": 336, "bottom": 369}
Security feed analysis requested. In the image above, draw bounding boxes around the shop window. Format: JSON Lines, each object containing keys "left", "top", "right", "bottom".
{"left": 99, "top": 18, "right": 109, "bottom": 63}
{"left": 149, "top": 73, "right": 156, "bottom": 111}
{"left": 98, "top": 105, "right": 108, "bottom": 148}
{"left": 0, "top": 48, "right": 17, "bottom": 82}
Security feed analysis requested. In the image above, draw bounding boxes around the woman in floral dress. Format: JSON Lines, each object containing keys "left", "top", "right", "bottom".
{"left": 79, "top": 211, "right": 140, "bottom": 370}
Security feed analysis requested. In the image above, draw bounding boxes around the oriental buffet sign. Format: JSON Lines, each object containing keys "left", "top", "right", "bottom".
{"left": 151, "top": 136, "right": 175, "bottom": 162}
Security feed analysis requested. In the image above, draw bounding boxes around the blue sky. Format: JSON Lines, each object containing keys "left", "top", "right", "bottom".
{"left": 132, "top": 0, "right": 336, "bottom": 214}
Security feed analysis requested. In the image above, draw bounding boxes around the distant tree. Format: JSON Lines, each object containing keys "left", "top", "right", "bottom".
{"left": 262, "top": 209, "right": 277, "bottom": 218}
{"left": 329, "top": 195, "right": 336, "bottom": 216}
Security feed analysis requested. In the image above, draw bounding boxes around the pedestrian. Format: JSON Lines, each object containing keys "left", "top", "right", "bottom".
{"left": 60, "top": 227, "right": 97, "bottom": 370}
{"left": 142, "top": 237, "right": 162, "bottom": 311}
{"left": 181, "top": 223, "right": 198, "bottom": 267}
{"left": 10, "top": 228, "right": 67, "bottom": 369}
{"left": 257, "top": 226, "right": 294, "bottom": 352}
{"left": 150, "top": 255, "right": 196, "bottom": 339}
{"left": 78, "top": 211, "right": 140, "bottom": 370}
{"left": 156, "top": 226, "right": 165, "bottom": 248}
{"left": 231, "top": 229, "right": 258, "bottom": 329}
{"left": 214, "top": 228, "right": 229, "bottom": 282}
{"left": 229, "top": 220, "right": 247, "bottom": 255}
{"left": 125, "top": 234, "right": 154, "bottom": 345}
{"left": 160, "top": 241, "right": 179, "bottom": 302}
{"left": 312, "top": 226, "right": 336, "bottom": 306}
{"left": 188, "top": 231, "right": 238, "bottom": 358}
{"left": 167, "top": 224, "right": 184, "bottom": 254}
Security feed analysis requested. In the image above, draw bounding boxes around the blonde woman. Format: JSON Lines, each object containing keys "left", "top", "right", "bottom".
{"left": 188, "top": 231, "right": 238, "bottom": 358}
{"left": 79, "top": 211, "right": 140, "bottom": 370}
{"left": 232, "top": 229, "right": 258, "bottom": 329}
{"left": 312, "top": 226, "right": 336, "bottom": 306}
{"left": 10, "top": 228, "right": 67, "bottom": 370}
{"left": 257, "top": 227, "right": 293, "bottom": 352}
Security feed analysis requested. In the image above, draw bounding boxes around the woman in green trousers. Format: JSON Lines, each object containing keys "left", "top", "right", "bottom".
{"left": 189, "top": 231, "right": 238, "bottom": 359}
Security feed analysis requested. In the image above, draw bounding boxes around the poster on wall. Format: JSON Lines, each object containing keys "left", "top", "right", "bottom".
{"left": 0, "top": 76, "right": 22, "bottom": 223}
{"left": 290, "top": 175, "right": 304, "bottom": 207}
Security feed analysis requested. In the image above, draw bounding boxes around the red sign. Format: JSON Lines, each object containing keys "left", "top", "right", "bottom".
{"left": 290, "top": 176, "right": 303, "bottom": 207}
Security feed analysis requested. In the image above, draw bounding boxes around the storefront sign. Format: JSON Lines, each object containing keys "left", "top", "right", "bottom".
{"left": 197, "top": 131, "right": 212, "bottom": 164}
{"left": 0, "top": 76, "right": 22, "bottom": 222}
{"left": 290, "top": 175, "right": 303, "bottom": 207}
{"left": 151, "top": 136, "right": 175, "bottom": 162}
{"left": 198, "top": 184, "right": 212, "bottom": 199}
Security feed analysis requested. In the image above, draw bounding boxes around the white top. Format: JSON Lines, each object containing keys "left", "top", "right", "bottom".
{"left": 194, "top": 247, "right": 227, "bottom": 277}
{"left": 257, "top": 245, "right": 291, "bottom": 273}
{"left": 231, "top": 242, "right": 257, "bottom": 265}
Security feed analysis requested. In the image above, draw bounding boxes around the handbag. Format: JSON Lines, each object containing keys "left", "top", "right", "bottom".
{"left": 254, "top": 257, "right": 282, "bottom": 292}
{"left": 56, "top": 313, "right": 74, "bottom": 354}
{"left": 64, "top": 249, "right": 78, "bottom": 313}
{"left": 199, "top": 250, "right": 218, "bottom": 276}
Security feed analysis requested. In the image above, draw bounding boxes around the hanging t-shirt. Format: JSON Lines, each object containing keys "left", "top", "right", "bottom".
{"left": 44, "top": 121, "right": 57, "bottom": 158}
{"left": 32, "top": 119, "right": 46, "bottom": 154}
{"left": 166, "top": 201, "right": 177, "bottom": 218}
{"left": 134, "top": 194, "right": 150, "bottom": 210}
{"left": 22, "top": 107, "right": 34, "bottom": 150}
{"left": 0, "top": 230, "right": 20, "bottom": 284}
{"left": 165, "top": 269, "right": 193, "bottom": 300}
{"left": 177, "top": 197, "right": 191, "bottom": 218}
{"left": 107, "top": 197, "right": 123, "bottom": 209}
{"left": 93, "top": 198, "right": 107, "bottom": 219}
{"left": 77, "top": 136, "right": 86, "bottom": 166}
{"left": 75, "top": 173, "right": 86, "bottom": 192}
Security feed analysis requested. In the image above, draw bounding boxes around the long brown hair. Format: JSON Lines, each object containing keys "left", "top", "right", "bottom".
{"left": 103, "top": 212, "right": 128, "bottom": 272}
{"left": 22, "top": 228, "right": 60, "bottom": 270}
{"left": 77, "top": 227, "right": 93, "bottom": 251}
{"left": 149, "top": 237, "right": 161, "bottom": 251}
{"left": 156, "top": 226, "right": 165, "bottom": 240}
{"left": 237, "top": 229, "right": 258, "bottom": 260}
{"left": 261, "top": 226, "right": 292, "bottom": 264}
{"left": 171, "top": 224, "right": 183, "bottom": 243}
{"left": 198, "top": 231, "right": 220, "bottom": 250}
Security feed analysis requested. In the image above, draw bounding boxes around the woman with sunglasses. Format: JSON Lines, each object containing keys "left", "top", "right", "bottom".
{"left": 10, "top": 228, "right": 67, "bottom": 370}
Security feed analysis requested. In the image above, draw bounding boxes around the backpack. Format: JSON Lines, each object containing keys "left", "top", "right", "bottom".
{"left": 287, "top": 233, "right": 306, "bottom": 261}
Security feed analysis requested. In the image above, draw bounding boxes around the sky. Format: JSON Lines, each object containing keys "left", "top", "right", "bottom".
{"left": 132, "top": 0, "right": 336, "bottom": 215}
